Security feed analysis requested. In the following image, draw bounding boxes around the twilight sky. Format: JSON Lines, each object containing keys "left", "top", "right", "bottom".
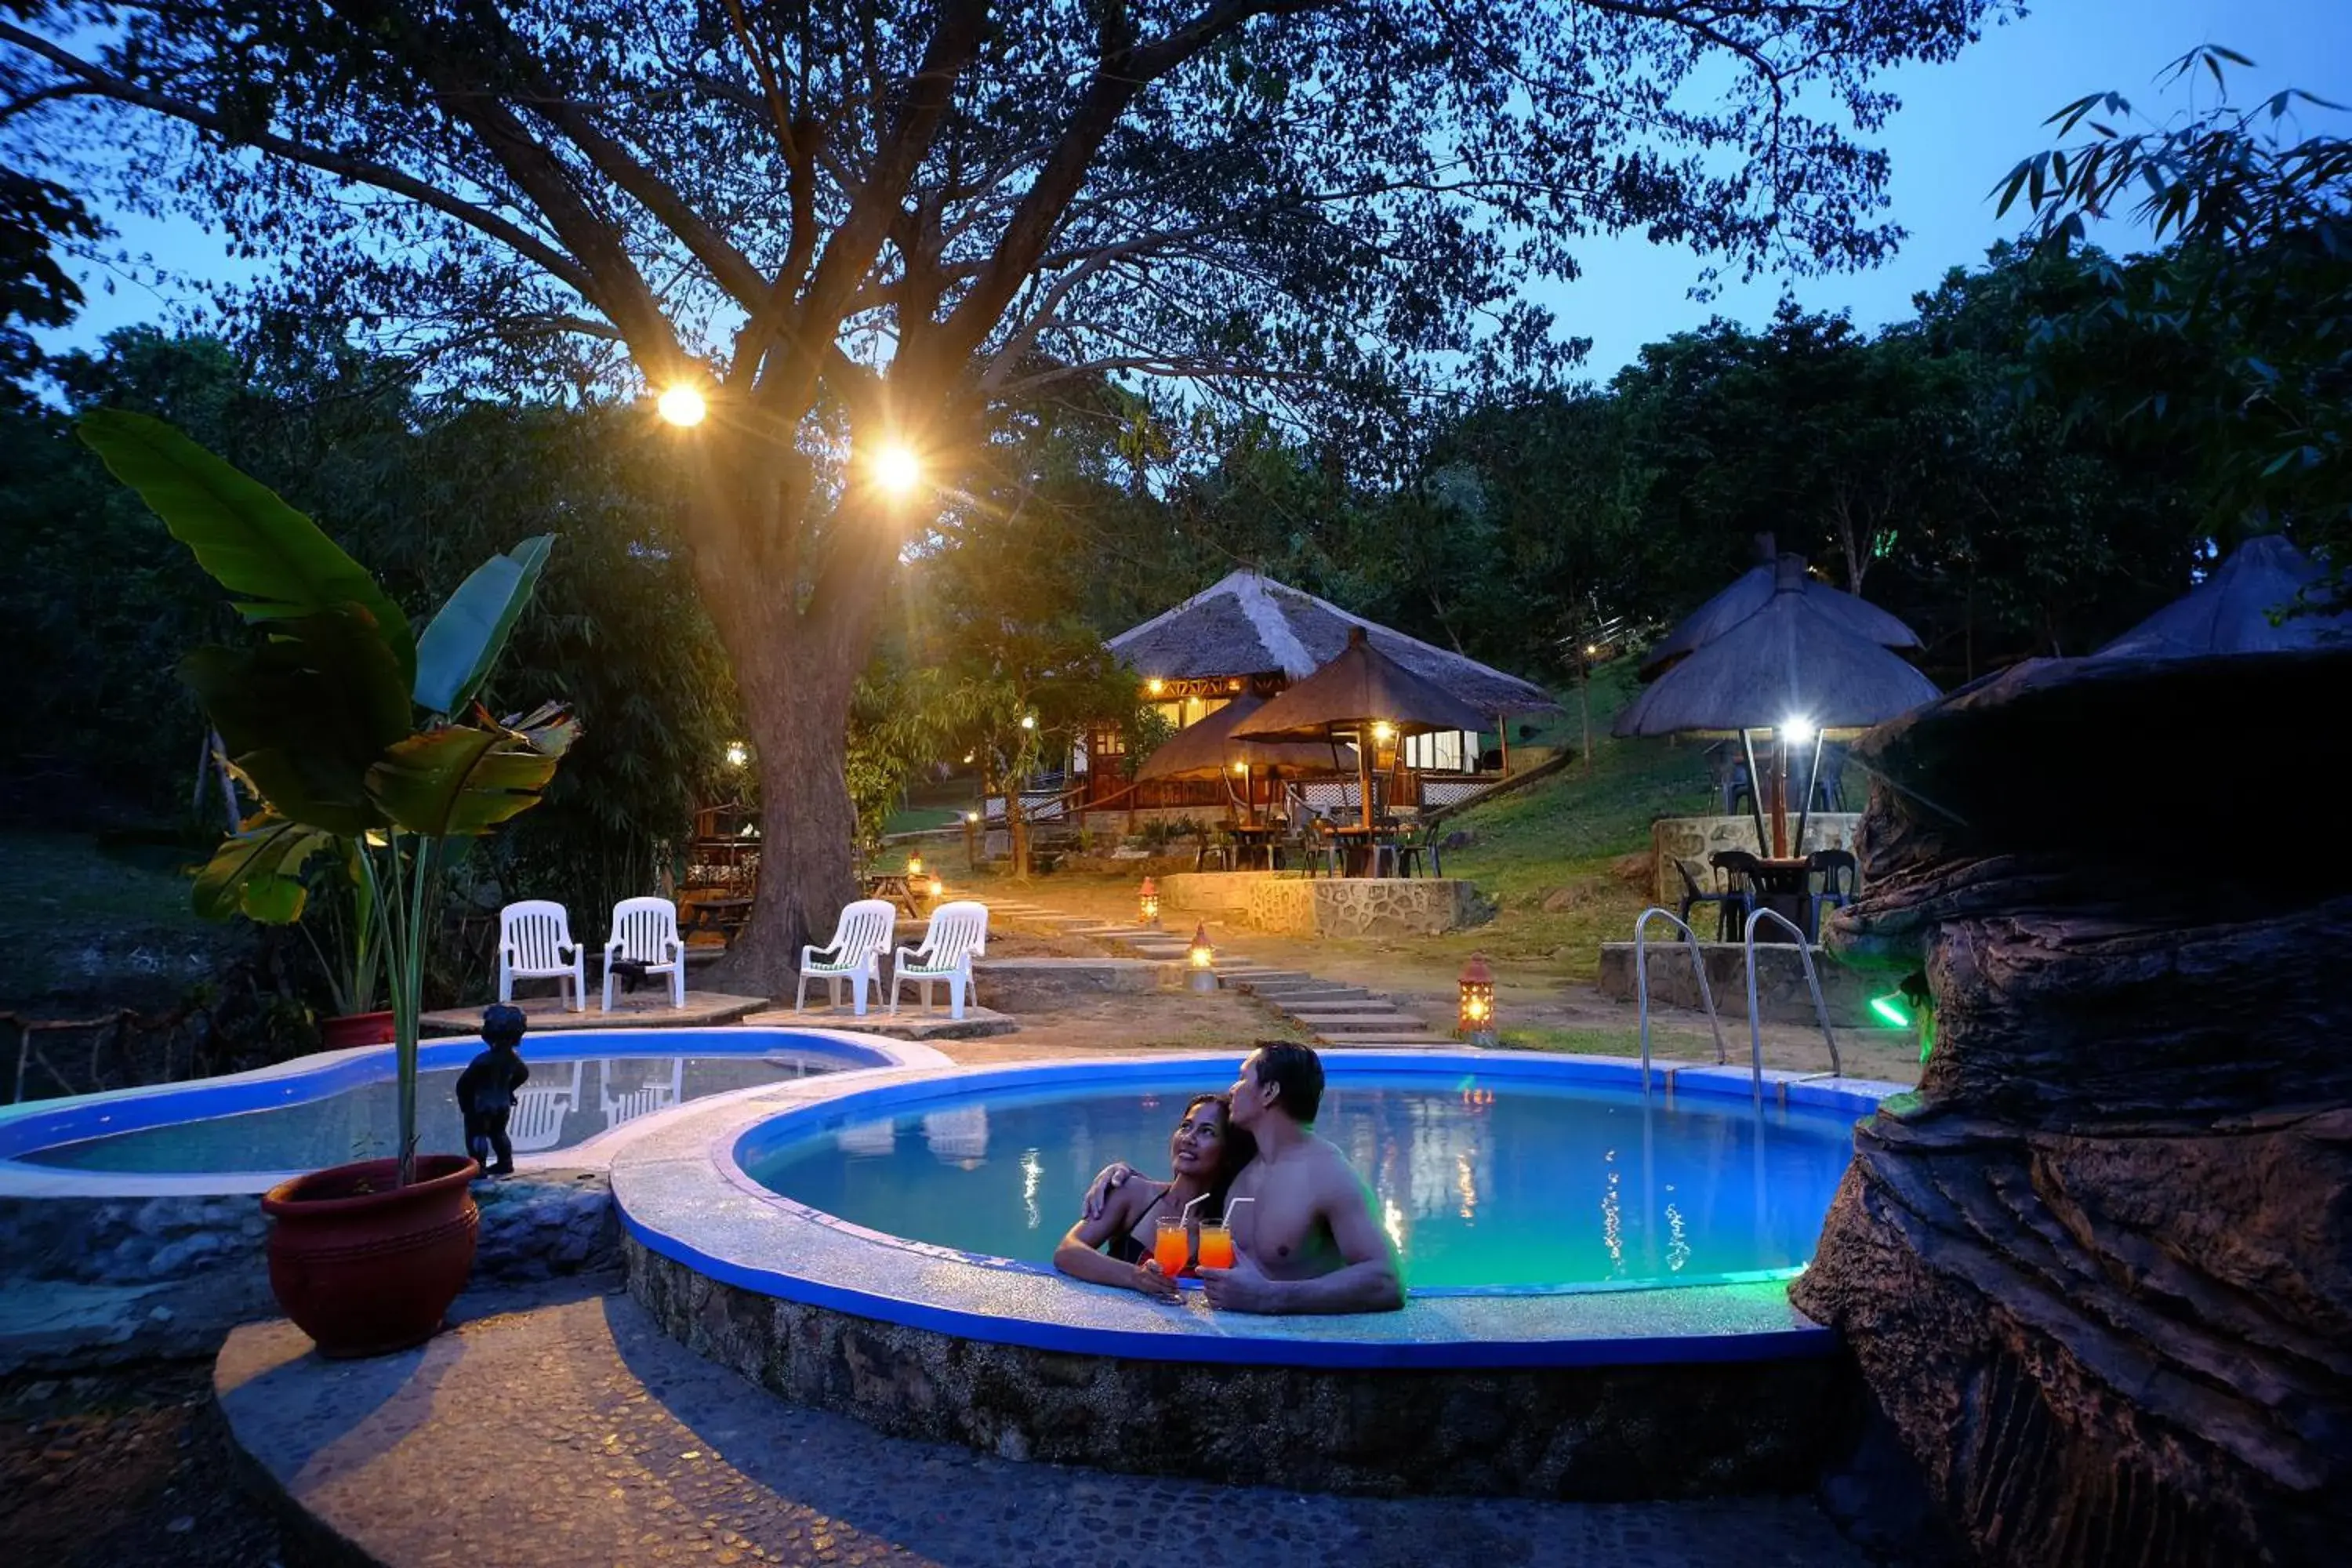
{"left": 35, "top": 0, "right": 2352, "bottom": 380}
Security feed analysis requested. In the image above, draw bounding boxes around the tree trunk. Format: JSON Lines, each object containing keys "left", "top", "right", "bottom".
{"left": 683, "top": 448, "right": 891, "bottom": 998}
{"left": 1007, "top": 772, "right": 1029, "bottom": 880}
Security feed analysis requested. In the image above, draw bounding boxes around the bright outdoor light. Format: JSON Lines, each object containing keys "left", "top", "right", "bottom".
{"left": 964, "top": 810, "right": 980, "bottom": 823}
{"left": 906, "top": 852, "right": 924, "bottom": 878}
{"left": 656, "top": 385, "right": 707, "bottom": 426}
{"left": 1019, "top": 714, "right": 1037, "bottom": 731}
{"left": 1458, "top": 953, "right": 1497, "bottom": 1047}
{"left": 1370, "top": 720, "right": 1396, "bottom": 743}
{"left": 1868, "top": 992, "right": 1913, "bottom": 1029}
{"left": 1186, "top": 922, "right": 1216, "bottom": 991}
{"left": 1780, "top": 714, "right": 1817, "bottom": 747}
{"left": 927, "top": 876, "right": 945, "bottom": 899}
{"left": 871, "top": 443, "right": 922, "bottom": 495}
{"left": 723, "top": 741, "right": 749, "bottom": 768}
{"left": 1145, "top": 677, "right": 1165, "bottom": 696}
{"left": 1231, "top": 760, "right": 1247, "bottom": 775}
{"left": 1138, "top": 877, "right": 1160, "bottom": 926}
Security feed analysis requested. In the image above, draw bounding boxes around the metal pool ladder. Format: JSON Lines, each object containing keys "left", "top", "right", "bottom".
{"left": 1743, "top": 906, "right": 1843, "bottom": 1101}
{"left": 1632, "top": 907, "right": 1730, "bottom": 1095}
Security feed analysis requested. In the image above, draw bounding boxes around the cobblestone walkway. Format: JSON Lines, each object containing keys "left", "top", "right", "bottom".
{"left": 216, "top": 1277, "right": 1867, "bottom": 1568}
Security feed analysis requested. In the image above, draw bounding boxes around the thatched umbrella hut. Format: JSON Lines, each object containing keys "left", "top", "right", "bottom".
{"left": 1640, "top": 553, "right": 1922, "bottom": 680}
{"left": 2097, "top": 535, "right": 2350, "bottom": 658}
{"left": 1617, "top": 557, "right": 1941, "bottom": 856}
{"left": 1234, "top": 628, "right": 1490, "bottom": 832}
{"left": 1131, "top": 690, "right": 1359, "bottom": 820}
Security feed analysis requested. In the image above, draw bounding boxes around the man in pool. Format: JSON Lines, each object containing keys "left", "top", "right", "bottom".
{"left": 1086, "top": 1042, "right": 1403, "bottom": 1315}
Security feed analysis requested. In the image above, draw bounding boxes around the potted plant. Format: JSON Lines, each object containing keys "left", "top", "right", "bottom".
{"left": 196, "top": 829, "right": 392, "bottom": 1048}
{"left": 79, "top": 408, "right": 575, "bottom": 1357}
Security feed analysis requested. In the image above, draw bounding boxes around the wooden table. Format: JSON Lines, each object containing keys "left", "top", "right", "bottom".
{"left": 1226, "top": 823, "right": 1280, "bottom": 870}
{"left": 1327, "top": 824, "right": 1401, "bottom": 877}
{"left": 863, "top": 873, "right": 924, "bottom": 918}
{"left": 1746, "top": 857, "right": 1816, "bottom": 942}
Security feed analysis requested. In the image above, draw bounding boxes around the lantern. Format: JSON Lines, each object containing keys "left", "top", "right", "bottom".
{"left": 1186, "top": 922, "right": 1216, "bottom": 992}
{"left": 906, "top": 851, "right": 924, "bottom": 878}
{"left": 1457, "top": 952, "right": 1497, "bottom": 1047}
{"left": 927, "top": 875, "right": 945, "bottom": 900}
{"left": 1139, "top": 877, "right": 1160, "bottom": 926}
{"left": 723, "top": 740, "right": 749, "bottom": 768}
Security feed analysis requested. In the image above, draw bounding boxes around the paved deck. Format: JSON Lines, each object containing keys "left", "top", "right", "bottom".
{"left": 739, "top": 1004, "right": 1019, "bottom": 1040}
{"left": 216, "top": 1276, "right": 1867, "bottom": 1568}
{"left": 419, "top": 991, "right": 766, "bottom": 1035}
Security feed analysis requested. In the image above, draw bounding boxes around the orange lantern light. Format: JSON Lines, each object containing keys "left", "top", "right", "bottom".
{"left": 1458, "top": 952, "right": 1497, "bottom": 1047}
{"left": 1186, "top": 922, "right": 1216, "bottom": 992}
{"left": 1139, "top": 877, "right": 1160, "bottom": 926}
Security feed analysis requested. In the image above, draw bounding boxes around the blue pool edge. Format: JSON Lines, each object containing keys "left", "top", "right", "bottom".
{"left": 612, "top": 1049, "right": 1905, "bottom": 1371}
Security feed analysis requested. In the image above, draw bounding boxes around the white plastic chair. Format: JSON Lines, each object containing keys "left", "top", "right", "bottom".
{"left": 598, "top": 1058, "right": 684, "bottom": 1131}
{"left": 602, "top": 897, "right": 686, "bottom": 1011}
{"left": 498, "top": 900, "right": 585, "bottom": 1011}
{"left": 507, "top": 1061, "right": 583, "bottom": 1153}
{"left": 889, "top": 900, "right": 989, "bottom": 1020}
{"left": 797, "top": 898, "right": 897, "bottom": 1016}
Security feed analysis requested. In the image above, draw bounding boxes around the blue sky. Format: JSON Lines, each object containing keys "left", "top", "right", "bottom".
{"left": 38, "top": 1, "right": 2352, "bottom": 378}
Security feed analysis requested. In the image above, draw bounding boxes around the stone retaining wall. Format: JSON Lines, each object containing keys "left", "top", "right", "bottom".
{"left": 0, "top": 1171, "right": 619, "bottom": 1370}
{"left": 626, "top": 1236, "right": 1851, "bottom": 1500}
{"left": 1246, "top": 876, "right": 1490, "bottom": 937}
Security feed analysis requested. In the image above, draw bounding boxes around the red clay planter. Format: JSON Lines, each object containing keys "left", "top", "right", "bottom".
{"left": 262, "top": 1154, "right": 480, "bottom": 1357}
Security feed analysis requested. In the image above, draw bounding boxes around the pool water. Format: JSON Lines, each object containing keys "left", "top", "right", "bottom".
{"left": 741, "top": 1074, "right": 1858, "bottom": 1291}
{"left": 26, "top": 1054, "right": 835, "bottom": 1174}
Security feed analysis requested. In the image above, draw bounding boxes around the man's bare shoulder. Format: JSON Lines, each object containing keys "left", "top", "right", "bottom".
{"left": 1303, "top": 1134, "right": 1371, "bottom": 1200}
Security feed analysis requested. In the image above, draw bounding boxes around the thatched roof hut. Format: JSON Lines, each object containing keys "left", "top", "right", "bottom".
{"left": 1131, "top": 691, "right": 1359, "bottom": 781}
{"left": 1617, "top": 559, "right": 1941, "bottom": 738}
{"left": 2096, "top": 535, "right": 2350, "bottom": 658}
{"left": 1639, "top": 554, "right": 1922, "bottom": 680}
{"left": 1232, "top": 628, "right": 1494, "bottom": 742}
{"left": 1108, "top": 569, "right": 1556, "bottom": 715}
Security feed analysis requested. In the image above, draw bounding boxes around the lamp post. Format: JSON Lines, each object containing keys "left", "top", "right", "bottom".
{"left": 1139, "top": 877, "right": 1160, "bottom": 927}
{"left": 1186, "top": 922, "right": 1217, "bottom": 993}
{"left": 1458, "top": 952, "right": 1497, "bottom": 1047}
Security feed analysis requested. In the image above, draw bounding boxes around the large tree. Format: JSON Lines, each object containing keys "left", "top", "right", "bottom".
{"left": 3, "top": 0, "right": 2002, "bottom": 982}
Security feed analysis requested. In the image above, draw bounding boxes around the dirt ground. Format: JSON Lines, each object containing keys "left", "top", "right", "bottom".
{"left": 0, "top": 1363, "right": 285, "bottom": 1568}
{"left": 959, "top": 873, "right": 1921, "bottom": 1087}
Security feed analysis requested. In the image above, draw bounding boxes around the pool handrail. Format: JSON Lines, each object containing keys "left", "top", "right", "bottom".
{"left": 1742, "top": 906, "right": 1843, "bottom": 1099}
{"left": 1632, "top": 906, "right": 1730, "bottom": 1094}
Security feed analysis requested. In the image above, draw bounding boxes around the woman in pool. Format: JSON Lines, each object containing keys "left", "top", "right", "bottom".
{"left": 1054, "top": 1092, "right": 1255, "bottom": 1300}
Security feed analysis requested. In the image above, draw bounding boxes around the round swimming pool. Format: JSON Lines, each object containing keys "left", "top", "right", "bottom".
{"left": 614, "top": 1050, "right": 1901, "bottom": 1500}
{"left": 739, "top": 1071, "right": 1857, "bottom": 1294}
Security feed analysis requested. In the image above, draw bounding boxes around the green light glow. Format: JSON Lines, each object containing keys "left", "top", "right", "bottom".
{"left": 1869, "top": 992, "right": 1913, "bottom": 1029}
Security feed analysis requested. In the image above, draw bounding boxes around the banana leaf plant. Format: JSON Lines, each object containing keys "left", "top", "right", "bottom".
{"left": 78, "top": 408, "right": 576, "bottom": 1185}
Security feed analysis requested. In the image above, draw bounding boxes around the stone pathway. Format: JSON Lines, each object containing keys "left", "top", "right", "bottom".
{"left": 980, "top": 894, "right": 1456, "bottom": 1047}
{"left": 215, "top": 1275, "right": 1868, "bottom": 1568}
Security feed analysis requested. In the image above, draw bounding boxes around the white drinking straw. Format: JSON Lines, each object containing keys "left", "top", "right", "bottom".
{"left": 1182, "top": 1191, "right": 1213, "bottom": 1223}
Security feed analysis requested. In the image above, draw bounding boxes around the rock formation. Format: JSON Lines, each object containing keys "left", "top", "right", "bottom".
{"left": 1791, "top": 648, "right": 2352, "bottom": 1566}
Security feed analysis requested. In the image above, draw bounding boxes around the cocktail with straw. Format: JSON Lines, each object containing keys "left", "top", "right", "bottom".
{"left": 1199, "top": 1196, "right": 1248, "bottom": 1271}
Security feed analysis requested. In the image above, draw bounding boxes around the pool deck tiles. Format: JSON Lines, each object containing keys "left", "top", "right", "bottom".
{"left": 420, "top": 990, "right": 766, "bottom": 1035}
{"left": 213, "top": 1272, "right": 1871, "bottom": 1568}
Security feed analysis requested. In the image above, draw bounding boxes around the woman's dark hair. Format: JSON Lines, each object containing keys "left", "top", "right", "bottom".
{"left": 481, "top": 1003, "right": 528, "bottom": 1048}
{"left": 1251, "top": 1040, "right": 1324, "bottom": 1123}
{"left": 1176, "top": 1091, "right": 1258, "bottom": 1220}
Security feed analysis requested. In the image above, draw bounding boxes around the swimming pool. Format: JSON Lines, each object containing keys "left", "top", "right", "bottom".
{"left": 0, "top": 1028, "right": 952, "bottom": 1195}
{"left": 615, "top": 1051, "right": 1902, "bottom": 1497}
{"left": 739, "top": 1073, "right": 1857, "bottom": 1294}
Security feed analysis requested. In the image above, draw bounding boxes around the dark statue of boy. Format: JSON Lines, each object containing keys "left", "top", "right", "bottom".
{"left": 456, "top": 1004, "right": 532, "bottom": 1177}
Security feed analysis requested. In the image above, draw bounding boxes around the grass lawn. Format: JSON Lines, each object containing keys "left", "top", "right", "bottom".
{"left": 0, "top": 829, "right": 229, "bottom": 1004}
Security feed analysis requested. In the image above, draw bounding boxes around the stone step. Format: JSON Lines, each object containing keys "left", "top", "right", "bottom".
{"left": 1315, "top": 1036, "right": 1463, "bottom": 1049}
{"left": 1256, "top": 986, "right": 1373, "bottom": 1006}
{"left": 1223, "top": 968, "right": 1310, "bottom": 985}
{"left": 1283, "top": 1012, "right": 1431, "bottom": 1033}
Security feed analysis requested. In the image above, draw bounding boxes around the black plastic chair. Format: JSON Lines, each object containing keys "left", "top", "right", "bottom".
{"left": 1393, "top": 823, "right": 1443, "bottom": 878}
{"left": 1806, "top": 849, "right": 1859, "bottom": 940}
{"left": 1193, "top": 829, "right": 1234, "bottom": 872}
{"left": 1677, "top": 858, "right": 1751, "bottom": 942}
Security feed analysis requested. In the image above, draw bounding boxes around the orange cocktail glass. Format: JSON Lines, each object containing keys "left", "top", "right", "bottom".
{"left": 1153, "top": 1215, "right": 1192, "bottom": 1279}
{"left": 1196, "top": 1223, "right": 1233, "bottom": 1271}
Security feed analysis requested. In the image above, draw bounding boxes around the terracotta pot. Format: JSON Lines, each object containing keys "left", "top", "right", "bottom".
{"left": 261, "top": 1154, "right": 481, "bottom": 1358}
{"left": 319, "top": 1010, "right": 397, "bottom": 1050}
